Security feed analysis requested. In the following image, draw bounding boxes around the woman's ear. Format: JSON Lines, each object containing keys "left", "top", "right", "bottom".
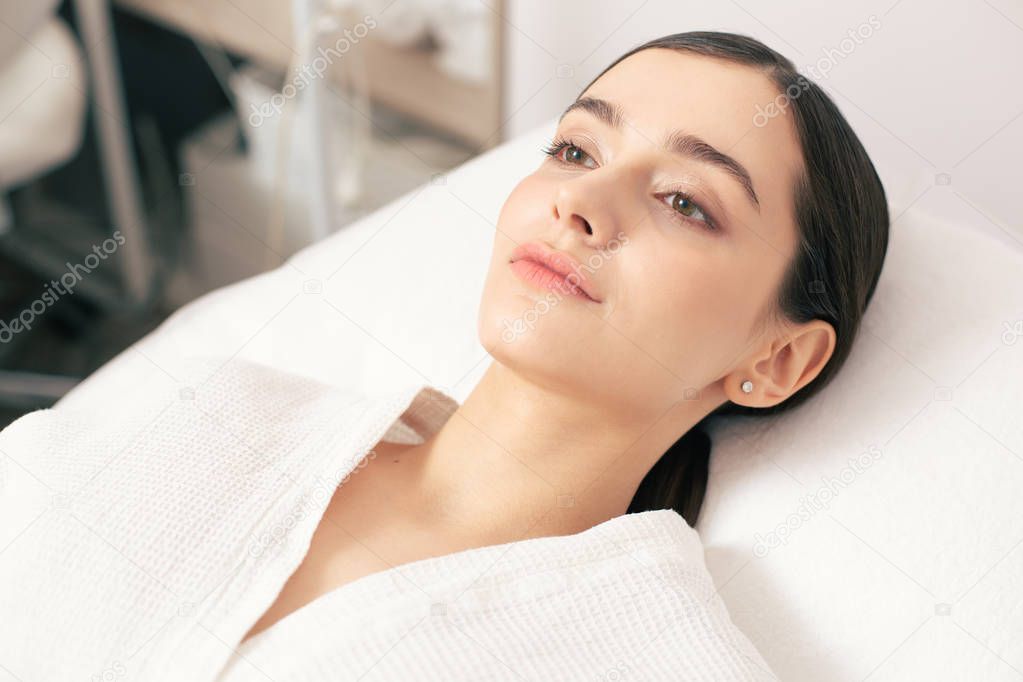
{"left": 729, "top": 320, "right": 837, "bottom": 408}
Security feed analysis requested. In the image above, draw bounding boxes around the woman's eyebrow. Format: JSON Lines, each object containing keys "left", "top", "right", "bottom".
{"left": 559, "top": 96, "right": 761, "bottom": 212}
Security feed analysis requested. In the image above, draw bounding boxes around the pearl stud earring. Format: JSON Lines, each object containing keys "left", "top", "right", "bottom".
{"left": 741, "top": 380, "right": 753, "bottom": 394}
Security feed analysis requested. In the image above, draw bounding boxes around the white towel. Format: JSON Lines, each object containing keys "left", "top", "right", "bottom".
{"left": 0, "top": 357, "right": 776, "bottom": 681}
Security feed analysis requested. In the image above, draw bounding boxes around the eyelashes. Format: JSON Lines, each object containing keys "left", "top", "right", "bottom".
{"left": 540, "top": 136, "right": 719, "bottom": 232}
{"left": 541, "top": 136, "right": 594, "bottom": 168}
{"left": 540, "top": 135, "right": 573, "bottom": 159}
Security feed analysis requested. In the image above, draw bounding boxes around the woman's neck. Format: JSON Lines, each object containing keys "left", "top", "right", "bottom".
{"left": 399, "top": 361, "right": 713, "bottom": 542}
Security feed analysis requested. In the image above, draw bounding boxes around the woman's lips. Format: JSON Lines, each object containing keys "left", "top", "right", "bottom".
{"left": 508, "top": 243, "right": 601, "bottom": 303}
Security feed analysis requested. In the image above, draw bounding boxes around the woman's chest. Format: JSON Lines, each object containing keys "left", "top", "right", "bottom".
{"left": 240, "top": 440, "right": 459, "bottom": 643}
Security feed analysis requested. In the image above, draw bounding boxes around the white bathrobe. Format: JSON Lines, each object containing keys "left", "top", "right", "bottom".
{"left": 0, "top": 357, "right": 776, "bottom": 681}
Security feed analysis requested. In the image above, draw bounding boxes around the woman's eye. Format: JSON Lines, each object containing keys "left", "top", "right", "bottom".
{"left": 561, "top": 145, "right": 596, "bottom": 168}
{"left": 544, "top": 140, "right": 598, "bottom": 169}
{"left": 663, "top": 192, "right": 712, "bottom": 228}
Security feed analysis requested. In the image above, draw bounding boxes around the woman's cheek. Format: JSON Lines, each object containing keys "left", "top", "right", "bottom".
{"left": 497, "top": 174, "right": 549, "bottom": 234}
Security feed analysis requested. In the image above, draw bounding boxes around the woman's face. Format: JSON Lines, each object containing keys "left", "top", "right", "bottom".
{"left": 477, "top": 48, "right": 807, "bottom": 416}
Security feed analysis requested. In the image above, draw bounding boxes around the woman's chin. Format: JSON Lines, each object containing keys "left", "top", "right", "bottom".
{"left": 478, "top": 294, "right": 571, "bottom": 350}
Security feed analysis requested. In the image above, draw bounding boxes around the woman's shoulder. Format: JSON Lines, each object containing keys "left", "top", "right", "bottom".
{"left": 0, "top": 356, "right": 384, "bottom": 502}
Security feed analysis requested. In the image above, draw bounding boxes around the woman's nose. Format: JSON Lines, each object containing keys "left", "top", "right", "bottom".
{"left": 552, "top": 199, "right": 593, "bottom": 236}
{"left": 551, "top": 160, "right": 641, "bottom": 244}
{"left": 552, "top": 179, "right": 616, "bottom": 242}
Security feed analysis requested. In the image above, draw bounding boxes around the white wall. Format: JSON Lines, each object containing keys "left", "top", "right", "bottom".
{"left": 500, "top": 0, "right": 1022, "bottom": 246}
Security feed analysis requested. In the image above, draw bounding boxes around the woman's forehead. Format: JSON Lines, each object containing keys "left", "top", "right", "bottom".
{"left": 579, "top": 48, "right": 800, "bottom": 161}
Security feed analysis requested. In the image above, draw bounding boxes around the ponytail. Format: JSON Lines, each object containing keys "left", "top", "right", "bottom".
{"left": 627, "top": 420, "right": 712, "bottom": 527}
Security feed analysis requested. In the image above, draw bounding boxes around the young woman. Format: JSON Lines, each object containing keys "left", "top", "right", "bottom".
{"left": 240, "top": 27, "right": 887, "bottom": 660}
{"left": 0, "top": 31, "right": 887, "bottom": 681}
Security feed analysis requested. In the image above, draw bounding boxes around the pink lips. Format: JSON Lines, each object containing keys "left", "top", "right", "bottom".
{"left": 508, "top": 241, "right": 601, "bottom": 303}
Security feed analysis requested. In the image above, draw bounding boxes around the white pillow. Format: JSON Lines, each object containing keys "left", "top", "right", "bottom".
{"left": 700, "top": 204, "right": 1023, "bottom": 680}
{"left": 59, "top": 116, "right": 1023, "bottom": 681}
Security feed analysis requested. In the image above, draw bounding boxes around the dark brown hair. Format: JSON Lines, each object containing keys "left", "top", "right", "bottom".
{"left": 586, "top": 32, "right": 892, "bottom": 526}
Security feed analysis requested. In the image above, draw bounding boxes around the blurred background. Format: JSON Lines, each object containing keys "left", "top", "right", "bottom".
{"left": 0, "top": 0, "right": 1019, "bottom": 427}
